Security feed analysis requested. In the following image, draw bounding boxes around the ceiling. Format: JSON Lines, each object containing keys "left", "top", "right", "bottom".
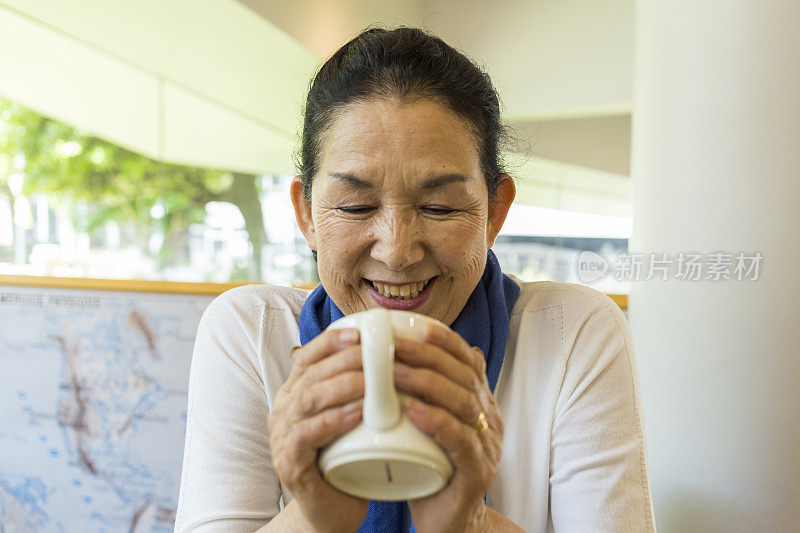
{"left": 238, "top": 0, "right": 634, "bottom": 121}
{"left": 0, "top": 0, "right": 633, "bottom": 216}
{"left": 509, "top": 114, "right": 631, "bottom": 176}
{"left": 0, "top": 0, "right": 318, "bottom": 174}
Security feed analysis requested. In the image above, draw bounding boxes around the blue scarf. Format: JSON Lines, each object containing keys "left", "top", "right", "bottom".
{"left": 298, "top": 249, "right": 520, "bottom": 533}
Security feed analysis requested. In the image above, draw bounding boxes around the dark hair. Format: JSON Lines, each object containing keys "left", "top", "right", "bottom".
{"left": 297, "top": 26, "right": 508, "bottom": 201}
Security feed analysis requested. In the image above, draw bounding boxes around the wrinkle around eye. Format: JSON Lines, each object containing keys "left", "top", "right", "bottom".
{"left": 419, "top": 205, "right": 458, "bottom": 216}
{"left": 337, "top": 205, "right": 377, "bottom": 214}
{"left": 420, "top": 201, "right": 485, "bottom": 221}
{"left": 422, "top": 195, "right": 483, "bottom": 213}
{"left": 332, "top": 205, "right": 378, "bottom": 220}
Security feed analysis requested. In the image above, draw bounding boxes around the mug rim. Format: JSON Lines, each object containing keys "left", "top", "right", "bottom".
{"left": 330, "top": 308, "right": 449, "bottom": 330}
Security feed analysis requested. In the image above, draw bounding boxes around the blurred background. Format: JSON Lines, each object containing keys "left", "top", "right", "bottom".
{"left": 1, "top": 1, "right": 798, "bottom": 532}
{"left": 0, "top": 0, "right": 632, "bottom": 293}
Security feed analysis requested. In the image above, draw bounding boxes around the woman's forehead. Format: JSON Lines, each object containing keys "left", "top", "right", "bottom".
{"left": 319, "top": 98, "right": 481, "bottom": 177}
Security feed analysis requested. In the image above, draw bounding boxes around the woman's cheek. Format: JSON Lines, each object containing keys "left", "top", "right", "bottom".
{"left": 430, "top": 218, "right": 487, "bottom": 269}
{"left": 315, "top": 249, "right": 369, "bottom": 315}
{"left": 313, "top": 215, "right": 371, "bottom": 306}
{"left": 315, "top": 213, "right": 365, "bottom": 252}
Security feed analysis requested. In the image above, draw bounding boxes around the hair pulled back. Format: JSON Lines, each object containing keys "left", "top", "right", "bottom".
{"left": 298, "top": 26, "right": 507, "bottom": 200}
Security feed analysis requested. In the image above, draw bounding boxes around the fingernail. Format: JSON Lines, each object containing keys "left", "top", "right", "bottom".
{"left": 340, "top": 329, "right": 359, "bottom": 343}
{"left": 424, "top": 323, "right": 439, "bottom": 340}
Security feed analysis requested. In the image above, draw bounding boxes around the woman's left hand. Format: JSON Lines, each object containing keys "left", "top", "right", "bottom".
{"left": 393, "top": 323, "right": 503, "bottom": 533}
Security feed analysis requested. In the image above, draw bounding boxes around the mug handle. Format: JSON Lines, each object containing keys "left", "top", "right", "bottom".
{"left": 359, "top": 309, "right": 401, "bottom": 430}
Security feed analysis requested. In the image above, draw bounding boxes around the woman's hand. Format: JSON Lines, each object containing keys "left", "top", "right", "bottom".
{"left": 394, "top": 324, "right": 505, "bottom": 533}
{"left": 267, "top": 328, "right": 368, "bottom": 533}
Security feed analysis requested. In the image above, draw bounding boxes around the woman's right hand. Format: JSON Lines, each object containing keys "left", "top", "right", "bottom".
{"left": 268, "top": 328, "right": 368, "bottom": 532}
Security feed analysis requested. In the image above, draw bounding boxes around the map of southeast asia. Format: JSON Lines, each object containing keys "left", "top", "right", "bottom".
{"left": 0, "top": 285, "right": 215, "bottom": 532}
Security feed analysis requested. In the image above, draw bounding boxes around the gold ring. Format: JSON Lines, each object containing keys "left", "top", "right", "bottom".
{"left": 290, "top": 345, "right": 301, "bottom": 359}
{"left": 473, "top": 411, "right": 489, "bottom": 437}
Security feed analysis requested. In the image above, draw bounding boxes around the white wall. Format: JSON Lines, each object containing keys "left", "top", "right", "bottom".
{"left": 630, "top": 0, "right": 800, "bottom": 530}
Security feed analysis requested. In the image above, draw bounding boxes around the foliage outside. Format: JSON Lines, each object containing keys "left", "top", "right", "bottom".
{"left": 0, "top": 98, "right": 296, "bottom": 282}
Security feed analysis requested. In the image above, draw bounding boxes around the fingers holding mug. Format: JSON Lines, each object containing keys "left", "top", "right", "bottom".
{"left": 394, "top": 361, "right": 481, "bottom": 426}
{"left": 289, "top": 328, "right": 360, "bottom": 376}
{"left": 268, "top": 336, "right": 369, "bottom": 532}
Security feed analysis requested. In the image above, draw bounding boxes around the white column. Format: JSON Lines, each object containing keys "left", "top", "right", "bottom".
{"left": 630, "top": 1, "right": 800, "bottom": 531}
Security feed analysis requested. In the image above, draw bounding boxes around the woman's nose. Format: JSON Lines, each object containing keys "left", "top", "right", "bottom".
{"left": 369, "top": 210, "right": 425, "bottom": 271}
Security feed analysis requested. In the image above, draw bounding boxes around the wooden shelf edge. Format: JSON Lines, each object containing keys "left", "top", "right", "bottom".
{"left": 0, "top": 274, "right": 258, "bottom": 296}
{"left": 607, "top": 293, "right": 628, "bottom": 310}
{"left": 0, "top": 275, "right": 628, "bottom": 309}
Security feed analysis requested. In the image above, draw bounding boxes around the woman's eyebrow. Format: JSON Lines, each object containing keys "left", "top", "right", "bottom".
{"left": 328, "top": 172, "right": 469, "bottom": 190}
{"left": 420, "top": 173, "right": 469, "bottom": 189}
{"left": 329, "top": 172, "right": 373, "bottom": 188}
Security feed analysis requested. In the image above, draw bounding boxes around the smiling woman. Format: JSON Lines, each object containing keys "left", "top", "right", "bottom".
{"left": 292, "top": 98, "right": 514, "bottom": 326}
{"left": 175, "top": 27, "right": 655, "bottom": 533}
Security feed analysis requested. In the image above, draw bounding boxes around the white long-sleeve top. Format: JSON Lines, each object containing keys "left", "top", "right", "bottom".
{"left": 175, "top": 279, "right": 656, "bottom": 532}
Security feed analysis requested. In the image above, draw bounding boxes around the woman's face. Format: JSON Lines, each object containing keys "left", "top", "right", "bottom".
{"left": 292, "top": 97, "right": 514, "bottom": 325}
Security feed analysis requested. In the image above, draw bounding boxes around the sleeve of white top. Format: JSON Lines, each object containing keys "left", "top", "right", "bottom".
{"left": 174, "top": 291, "right": 279, "bottom": 532}
{"left": 549, "top": 295, "right": 656, "bottom": 532}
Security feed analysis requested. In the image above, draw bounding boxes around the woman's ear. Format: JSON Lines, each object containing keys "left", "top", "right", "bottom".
{"left": 486, "top": 175, "right": 515, "bottom": 248}
{"left": 290, "top": 176, "right": 317, "bottom": 250}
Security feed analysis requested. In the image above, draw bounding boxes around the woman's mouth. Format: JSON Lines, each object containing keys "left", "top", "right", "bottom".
{"left": 365, "top": 277, "right": 436, "bottom": 310}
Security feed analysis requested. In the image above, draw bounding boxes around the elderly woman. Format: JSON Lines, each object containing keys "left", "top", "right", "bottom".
{"left": 175, "top": 27, "right": 654, "bottom": 532}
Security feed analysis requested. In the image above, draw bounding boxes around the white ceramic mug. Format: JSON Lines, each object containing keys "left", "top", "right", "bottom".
{"left": 318, "top": 308, "right": 454, "bottom": 501}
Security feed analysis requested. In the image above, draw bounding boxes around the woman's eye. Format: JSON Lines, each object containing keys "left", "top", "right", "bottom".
{"left": 421, "top": 205, "right": 457, "bottom": 215}
{"left": 337, "top": 205, "right": 376, "bottom": 215}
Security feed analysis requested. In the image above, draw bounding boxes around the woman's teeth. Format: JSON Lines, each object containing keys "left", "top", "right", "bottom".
{"left": 371, "top": 280, "right": 429, "bottom": 299}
